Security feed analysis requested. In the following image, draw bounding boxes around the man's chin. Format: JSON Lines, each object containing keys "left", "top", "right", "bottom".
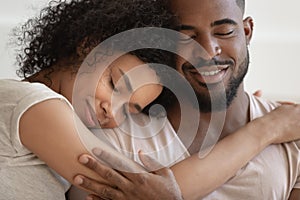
{"left": 195, "top": 92, "right": 228, "bottom": 113}
{"left": 197, "top": 102, "right": 228, "bottom": 113}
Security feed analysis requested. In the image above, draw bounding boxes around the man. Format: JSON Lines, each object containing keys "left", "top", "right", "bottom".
{"left": 168, "top": 0, "right": 300, "bottom": 199}
{"left": 74, "top": 0, "right": 300, "bottom": 199}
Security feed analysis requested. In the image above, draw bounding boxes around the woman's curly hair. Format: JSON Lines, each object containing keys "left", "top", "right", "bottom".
{"left": 14, "top": 0, "right": 180, "bottom": 116}
{"left": 14, "top": 0, "right": 179, "bottom": 78}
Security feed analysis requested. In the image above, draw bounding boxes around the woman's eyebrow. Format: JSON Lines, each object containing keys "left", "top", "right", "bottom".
{"left": 118, "top": 68, "right": 133, "bottom": 92}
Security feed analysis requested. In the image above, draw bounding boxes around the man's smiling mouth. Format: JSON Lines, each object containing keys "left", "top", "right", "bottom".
{"left": 185, "top": 65, "right": 230, "bottom": 85}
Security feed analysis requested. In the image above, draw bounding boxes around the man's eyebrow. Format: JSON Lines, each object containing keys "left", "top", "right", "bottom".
{"left": 118, "top": 68, "right": 133, "bottom": 92}
{"left": 211, "top": 18, "right": 237, "bottom": 27}
{"left": 177, "top": 19, "right": 237, "bottom": 30}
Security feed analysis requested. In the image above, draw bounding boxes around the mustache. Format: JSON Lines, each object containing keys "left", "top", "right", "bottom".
{"left": 183, "top": 57, "right": 234, "bottom": 70}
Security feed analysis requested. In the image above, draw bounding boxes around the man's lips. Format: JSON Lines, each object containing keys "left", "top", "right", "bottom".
{"left": 188, "top": 65, "right": 229, "bottom": 74}
{"left": 185, "top": 65, "right": 230, "bottom": 84}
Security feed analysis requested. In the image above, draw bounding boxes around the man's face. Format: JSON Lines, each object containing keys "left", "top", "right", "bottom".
{"left": 172, "top": 0, "right": 253, "bottom": 112}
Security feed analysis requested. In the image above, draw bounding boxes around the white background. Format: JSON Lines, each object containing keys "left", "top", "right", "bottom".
{"left": 1, "top": 0, "right": 299, "bottom": 102}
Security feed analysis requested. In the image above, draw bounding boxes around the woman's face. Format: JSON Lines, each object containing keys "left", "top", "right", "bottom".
{"left": 78, "top": 54, "right": 163, "bottom": 128}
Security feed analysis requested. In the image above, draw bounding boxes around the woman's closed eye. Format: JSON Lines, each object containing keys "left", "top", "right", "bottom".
{"left": 110, "top": 77, "right": 120, "bottom": 94}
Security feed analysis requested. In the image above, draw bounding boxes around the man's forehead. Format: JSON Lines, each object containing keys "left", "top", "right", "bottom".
{"left": 171, "top": 0, "right": 243, "bottom": 25}
{"left": 171, "top": 0, "right": 241, "bottom": 15}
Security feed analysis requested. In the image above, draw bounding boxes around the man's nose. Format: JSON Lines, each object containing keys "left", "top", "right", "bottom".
{"left": 193, "top": 35, "right": 221, "bottom": 60}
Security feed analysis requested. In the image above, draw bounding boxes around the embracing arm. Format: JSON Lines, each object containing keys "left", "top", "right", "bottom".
{"left": 77, "top": 104, "right": 300, "bottom": 200}
{"left": 19, "top": 99, "right": 109, "bottom": 191}
{"left": 172, "top": 104, "right": 300, "bottom": 199}
{"left": 171, "top": 118, "right": 273, "bottom": 199}
{"left": 77, "top": 116, "right": 275, "bottom": 200}
{"left": 19, "top": 99, "right": 184, "bottom": 199}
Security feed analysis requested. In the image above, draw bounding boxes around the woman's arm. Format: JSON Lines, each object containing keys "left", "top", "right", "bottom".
{"left": 19, "top": 98, "right": 182, "bottom": 199}
{"left": 19, "top": 99, "right": 108, "bottom": 191}
{"left": 77, "top": 104, "right": 300, "bottom": 200}
{"left": 173, "top": 104, "right": 300, "bottom": 199}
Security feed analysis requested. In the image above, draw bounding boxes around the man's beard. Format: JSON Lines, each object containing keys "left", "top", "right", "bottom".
{"left": 194, "top": 50, "right": 250, "bottom": 113}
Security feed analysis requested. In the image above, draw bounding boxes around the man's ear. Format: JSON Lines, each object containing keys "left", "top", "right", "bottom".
{"left": 243, "top": 17, "right": 254, "bottom": 45}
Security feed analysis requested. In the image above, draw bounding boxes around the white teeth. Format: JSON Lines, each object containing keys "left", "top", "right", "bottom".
{"left": 200, "top": 69, "right": 221, "bottom": 76}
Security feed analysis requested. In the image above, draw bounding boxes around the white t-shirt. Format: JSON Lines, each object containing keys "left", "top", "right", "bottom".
{"left": 202, "top": 94, "right": 300, "bottom": 200}
{"left": 0, "top": 79, "right": 70, "bottom": 200}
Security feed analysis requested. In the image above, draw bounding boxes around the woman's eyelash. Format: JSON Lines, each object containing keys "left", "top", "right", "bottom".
{"left": 110, "top": 77, "right": 114, "bottom": 88}
{"left": 110, "top": 77, "right": 120, "bottom": 92}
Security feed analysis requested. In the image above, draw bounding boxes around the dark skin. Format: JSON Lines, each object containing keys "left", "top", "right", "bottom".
{"left": 12, "top": 0, "right": 299, "bottom": 199}
{"left": 73, "top": 152, "right": 183, "bottom": 200}
{"left": 75, "top": 103, "right": 300, "bottom": 200}
{"left": 172, "top": 0, "right": 300, "bottom": 198}
{"left": 170, "top": 0, "right": 253, "bottom": 153}
{"left": 73, "top": 0, "right": 300, "bottom": 199}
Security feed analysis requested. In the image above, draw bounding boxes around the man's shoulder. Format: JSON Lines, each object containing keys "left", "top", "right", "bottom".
{"left": 248, "top": 93, "right": 280, "bottom": 120}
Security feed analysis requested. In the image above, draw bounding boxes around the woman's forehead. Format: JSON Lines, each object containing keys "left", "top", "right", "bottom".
{"left": 110, "top": 54, "right": 144, "bottom": 71}
{"left": 108, "top": 55, "right": 160, "bottom": 90}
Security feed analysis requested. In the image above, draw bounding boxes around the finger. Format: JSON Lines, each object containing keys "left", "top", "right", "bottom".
{"left": 139, "top": 151, "right": 175, "bottom": 177}
{"left": 92, "top": 148, "right": 145, "bottom": 173}
{"left": 85, "top": 194, "right": 107, "bottom": 200}
{"left": 74, "top": 174, "right": 123, "bottom": 200}
{"left": 277, "top": 101, "right": 295, "bottom": 105}
{"left": 78, "top": 154, "right": 131, "bottom": 188}
{"left": 85, "top": 151, "right": 150, "bottom": 193}
{"left": 138, "top": 150, "right": 166, "bottom": 173}
{"left": 253, "top": 90, "right": 262, "bottom": 97}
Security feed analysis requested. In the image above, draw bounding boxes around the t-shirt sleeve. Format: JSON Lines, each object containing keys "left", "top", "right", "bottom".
{"left": 293, "top": 140, "right": 300, "bottom": 189}
{"left": 9, "top": 82, "right": 72, "bottom": 153}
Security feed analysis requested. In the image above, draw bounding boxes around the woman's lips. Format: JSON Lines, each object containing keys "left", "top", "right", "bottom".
{"left": 85, "top": 99, "right": 98, "bottom": 127}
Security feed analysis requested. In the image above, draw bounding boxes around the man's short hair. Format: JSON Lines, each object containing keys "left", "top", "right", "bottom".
{"left": 236, "top": 0, "right": 245, "bottom": 14}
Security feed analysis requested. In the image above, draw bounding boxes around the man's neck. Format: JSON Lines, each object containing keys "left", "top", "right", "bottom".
{"left": 168, "top": 86, "right": 250, "bottom": 154}
{"left": 218, "top": 88, "right": 250, "bottom": 139}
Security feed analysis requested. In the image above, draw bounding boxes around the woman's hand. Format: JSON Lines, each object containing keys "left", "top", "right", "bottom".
{"left": 261, "top": 104, "right": 300, "bottom": 144}
{"left": 73, "top": 150, "right": 183, "bottom": 200}
{"left": 253, "top": 89, "right": 295, "bottom": 105}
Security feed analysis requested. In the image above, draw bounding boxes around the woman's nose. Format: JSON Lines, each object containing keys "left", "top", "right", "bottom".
{"left": 100, "top": 101, "right": 113, "bottom": 118}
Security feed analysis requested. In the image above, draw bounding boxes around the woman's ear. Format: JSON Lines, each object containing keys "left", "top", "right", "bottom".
{"left": 243, "top": 16, "right": 254, "bottom": 45}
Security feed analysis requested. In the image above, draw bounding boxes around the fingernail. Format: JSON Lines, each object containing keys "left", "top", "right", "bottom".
{"left": 92, "top": 148, "right": 102, "bottom": 156}
{"left": 74, "top": 176, "right": 83, "bottom": 185}
{"left": 138, "top": 150, "right": 144, "bottom": 154}
{"left": 79, "top": 155, "right": 89, "bottom": 164}
{"left": 86, "top": 197, "right": 93, "bottom": 200}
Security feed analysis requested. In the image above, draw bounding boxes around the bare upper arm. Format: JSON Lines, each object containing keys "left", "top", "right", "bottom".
{"left": 19, "top": 99, "right": 107, "bottom": 186}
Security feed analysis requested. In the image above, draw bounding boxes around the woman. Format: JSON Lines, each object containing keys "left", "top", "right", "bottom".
{"left": 1, "top": 0, "right": 175, "bottom": 199}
